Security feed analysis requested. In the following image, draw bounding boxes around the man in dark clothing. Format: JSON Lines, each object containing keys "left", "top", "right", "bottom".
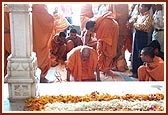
{"left": 147, "top": 40, "right": 164, "bottom": 60}
{"left": 128, "top": 4, "right": 153, "bottom": 78}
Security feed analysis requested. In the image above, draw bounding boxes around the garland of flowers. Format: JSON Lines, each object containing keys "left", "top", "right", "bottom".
{"left": 23, "top": 91, "right": 164, "bottom": 111}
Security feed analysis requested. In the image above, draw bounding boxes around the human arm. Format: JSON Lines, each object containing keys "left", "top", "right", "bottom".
{"left": 76, "top": 36, "right": 83, "bottom": 46}
{"left": 78, "top": 37, "right": 83, "bottom": 46}
{"left": 127, "top": 5, "right": 139, "bottom": 29}
{"left": 133, "top": 12, "right": 153, "bottom": 32}
{"left": 83, "top": 30, "right": 92, "bottom": 45}
{"left": 127, "top": 14, "right": 138, "bottom": 29}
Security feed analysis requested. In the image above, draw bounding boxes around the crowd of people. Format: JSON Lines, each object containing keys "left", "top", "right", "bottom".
{"left": 4, "top": 3, "right": 164, "bottom": 83}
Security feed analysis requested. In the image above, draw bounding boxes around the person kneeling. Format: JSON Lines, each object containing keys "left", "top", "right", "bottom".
{"left": 66, "top": 45, "right": 100, "bottom": 81}
{"left": 138, "top": 47, "right": 164, "bottom": 81}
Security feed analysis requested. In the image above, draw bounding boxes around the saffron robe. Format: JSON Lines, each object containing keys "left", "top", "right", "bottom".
{"left": 4, "top": 5, "right": 11, "bottom": 77}
{"left": 66, "top": 35, "right": 83, "bottom": 47}
{"left": 66, "top": 46, "right": 98, "bottom": 81}
{"left": 82, "top": 30, "right": 97, "bottom": 50}
{"left": 138, "top": 56, "right": 164, "bottom": 81}
{"left": 95, "top": 11, "right": 119, "bottom": 72}
{"left": 108, "top": 4, "right": 132, "bottom": 72}
{"left": 66, "top": 35, "right": 83, "bottom": 53}
{"left": 80, "top": 4, "right": 94, "bottom": 35}
{"left": 50, "top": 35, "right": 67, "bottom": 66}
{"left": 32, "top": 4, "right": 54, "bottom": 78}
{"left": 53, "top": 13, "right": 70, "bottom": 35}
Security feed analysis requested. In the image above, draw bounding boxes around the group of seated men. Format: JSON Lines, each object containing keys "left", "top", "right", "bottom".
{"left": 50, "top": 25, "right": 164, "bottom": 82}
{"left": 49, "top": 27, "right": 102, "bottom": 82}
{"left": 50, "top": 28, "right": 83, "bottom": 66}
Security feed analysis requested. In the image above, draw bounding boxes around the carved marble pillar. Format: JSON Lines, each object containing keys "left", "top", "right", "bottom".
{"left": 4, "top": 4, "right": 40, "bottom": 100}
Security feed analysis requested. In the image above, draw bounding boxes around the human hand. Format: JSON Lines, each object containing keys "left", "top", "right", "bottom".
{"left": 126, "top": 22, "right": 133, "bottom": 29}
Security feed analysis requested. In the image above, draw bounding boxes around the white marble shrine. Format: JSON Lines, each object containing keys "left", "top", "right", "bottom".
{"left": 4, "top": 4, "right": 40, "bottom": 100}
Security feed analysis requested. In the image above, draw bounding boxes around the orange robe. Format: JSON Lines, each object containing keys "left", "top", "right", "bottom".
{"left": 84, "top": 38, "right": 97, "bottom": 50}
{"left": 53, "top": 13, "right": 70, "bottom": 35}
{"left": 4, "top": 5, "right": 11, "bottom": 77}
{"left": 50, "top": 35, "right": 67, "bottom": 66}
{"left": 138, "top": 56, "right": 164, "bottom": 81}
{"left": 66, "top": 35, "right": 83, "bottom": 47}
{"left": 108, "top": 4, "right": 131, "bottom": 72}
{"left": 80, "top": 4, "right": 94, "bottom": 35}
{"left": 66, "top": 46, "right": 98, "bottom": 81}
{"left": 84, "top": 37, "right": 97, "bottom": 50}
{"left": 111, "top": 54, "right": 128, "bottom": 72}
{"left": 108, "top": 4, "right": 132, "bottom": 54}
{"left": 66, "top": 35, "right": 83, "bottom": 53}
{"left": 95, "top": 11, "right": 119, "bottom": 72}
{"left": 82, "top": 31, "right": 97, "bottom": 50}
{"left": 32, "top": 4, "right": 54, "bottom": 78}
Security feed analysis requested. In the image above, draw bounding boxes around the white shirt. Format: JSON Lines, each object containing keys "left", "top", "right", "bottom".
{"left": 153, "top": 10, "right": 164, "bottom": 30}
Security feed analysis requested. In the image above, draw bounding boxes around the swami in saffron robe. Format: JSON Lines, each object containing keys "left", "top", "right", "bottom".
{"left": 50, "top": 35, "right": 67, "bottom": 66}
{"left": 66, "top": 46, "right": 98, "bottom": 81}
{"left": 32, "top": 4, "right": 54, "bottom": 78}
{"left": 138, "top": 56, "right": 164, "bottom": 81}
{"left": 95, "top": 11, "right": 119, "bottom": 73}
{"left": 108, "top": 4, "right": 131, "bottom": 72}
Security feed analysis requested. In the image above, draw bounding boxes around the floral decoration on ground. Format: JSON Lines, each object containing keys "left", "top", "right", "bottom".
{"left": 23, "top": 91, "right": 164, "bottom": 111}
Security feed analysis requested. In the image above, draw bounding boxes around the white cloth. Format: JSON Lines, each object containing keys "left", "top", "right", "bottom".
{"left": 152, "top": 9, "right": 164, "bottom": 52}
{"left": 153, "top": 10, "right": 164, "bottom": 30}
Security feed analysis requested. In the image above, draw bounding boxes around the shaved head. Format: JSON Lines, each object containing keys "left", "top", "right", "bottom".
{"left": 80, "top": 46, "right": 90, "bottom": 61}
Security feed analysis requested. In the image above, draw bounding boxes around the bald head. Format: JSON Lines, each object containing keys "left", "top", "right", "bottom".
{"left": 80, "top": 46, "right": 91, "bottom": 61}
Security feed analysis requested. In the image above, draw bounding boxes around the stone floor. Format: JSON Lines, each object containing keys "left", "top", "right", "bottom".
{"left": 44, "top": 50, "right": 137, "bottom": 82}
{"left": 45, "top": 64, "right": 137, "bottom": 83}
{"left": 2, "top": 50, "right": 139, "bottom": 112}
